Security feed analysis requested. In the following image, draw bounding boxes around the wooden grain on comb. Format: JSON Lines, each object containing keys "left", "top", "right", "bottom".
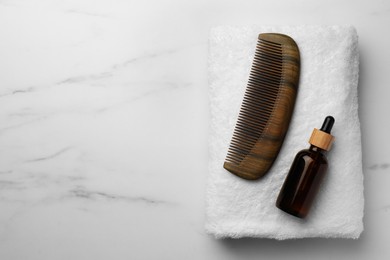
{"left": 224, "top": 33, "right": 300, "bottom": 180}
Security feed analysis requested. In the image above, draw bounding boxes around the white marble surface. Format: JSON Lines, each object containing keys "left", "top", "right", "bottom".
{"left": 0, "top": 0, "right": 389, "bottom": 259}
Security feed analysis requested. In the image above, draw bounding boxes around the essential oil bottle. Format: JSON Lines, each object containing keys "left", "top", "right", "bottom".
{"left": 276, "top": 116, "right": 335, "bottom": 218}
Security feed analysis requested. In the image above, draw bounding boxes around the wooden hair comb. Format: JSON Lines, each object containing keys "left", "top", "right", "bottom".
{"left": 224, "top": 33, "right": 300, "bottom": 180}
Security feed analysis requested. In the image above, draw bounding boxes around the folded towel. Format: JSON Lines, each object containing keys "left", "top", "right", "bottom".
{"left": 206, "top": 25, "right": 363, "bottom": 239}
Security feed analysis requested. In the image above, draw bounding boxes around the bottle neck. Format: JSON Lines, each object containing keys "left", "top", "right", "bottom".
{"left": 309, "top": 145, "right": 325, "bottom": 153}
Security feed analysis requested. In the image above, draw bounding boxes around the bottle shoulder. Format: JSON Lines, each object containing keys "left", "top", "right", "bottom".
{"left": 296, "top": 148, "right": 328, "bottom": 164}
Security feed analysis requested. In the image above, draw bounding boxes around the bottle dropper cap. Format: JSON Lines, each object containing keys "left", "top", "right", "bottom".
{"left": 309, "top": 116, "right": 335, "bottom": 151}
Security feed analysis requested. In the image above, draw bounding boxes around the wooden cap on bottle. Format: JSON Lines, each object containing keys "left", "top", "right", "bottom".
{"left": 309, "top": 128, "right": 335, "bottom": 151}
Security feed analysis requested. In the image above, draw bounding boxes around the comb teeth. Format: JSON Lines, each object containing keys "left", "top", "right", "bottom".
{"left": 223, "top": 33, "right": 300, "bottom": 180}
{"left": 225, "top": 39, "right": 283, "bottom": 164}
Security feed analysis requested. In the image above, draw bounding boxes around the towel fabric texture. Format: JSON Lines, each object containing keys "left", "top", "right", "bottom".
{"left": 206, "top": 26, "right": 363, "bottom": 239}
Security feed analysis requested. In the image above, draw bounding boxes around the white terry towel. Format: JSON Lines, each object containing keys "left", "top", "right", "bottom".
{"left": 206, "top": 26, "right": 363, "bottom": 239}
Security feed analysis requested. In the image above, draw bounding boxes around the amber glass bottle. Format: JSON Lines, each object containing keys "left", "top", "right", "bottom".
{"left": 276, "top": 116, "right": 335, "bottom": 218}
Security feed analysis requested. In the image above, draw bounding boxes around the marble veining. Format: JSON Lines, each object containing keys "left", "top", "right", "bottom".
{"left": 25, "top": 147, "right": 73, "bottom": 162}
{"left": 367, "top": 163, "right": 390, "bottom": 170}
{"left": 69, "top": 186, "right": 171, "bottom": 205}
{"left": 57, "top": 72, "right": 113, "bottom": 85}
{"left": 0, "top": 87, "right": 35, "bottom": 97}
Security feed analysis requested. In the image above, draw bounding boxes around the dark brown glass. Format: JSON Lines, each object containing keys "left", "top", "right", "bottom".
{"left": 276, "top": 145, "right": 328, "bottom": 218}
